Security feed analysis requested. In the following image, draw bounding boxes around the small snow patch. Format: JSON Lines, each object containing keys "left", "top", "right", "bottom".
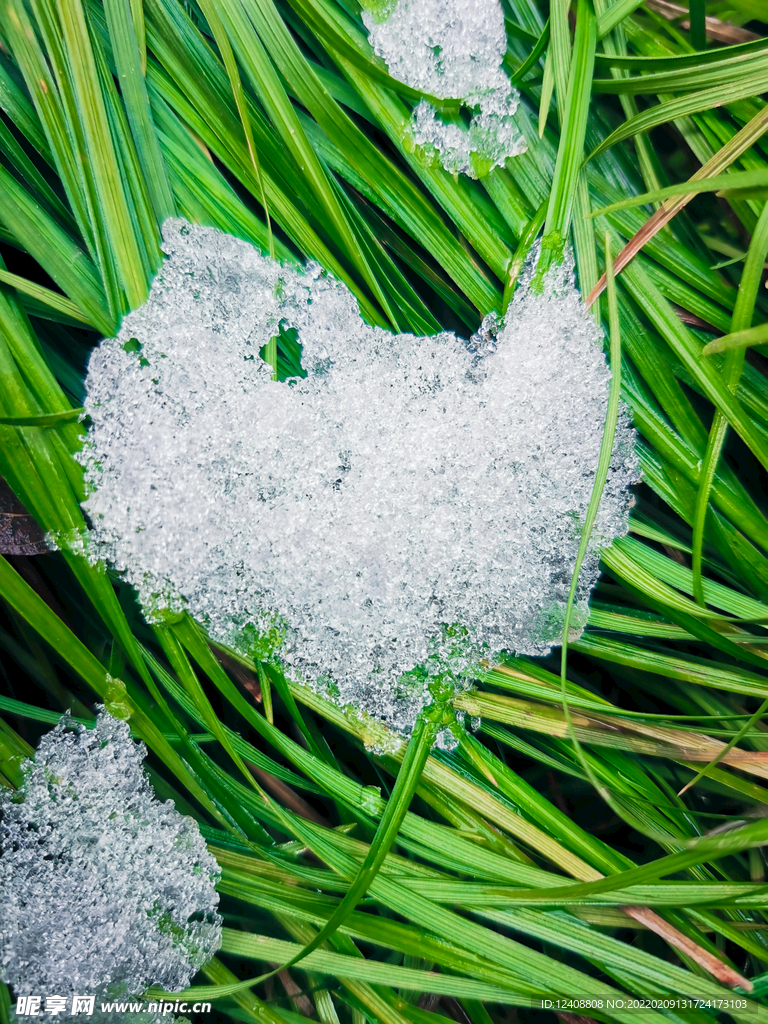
{"left": 363, "top": 0, "right": 527, "bottom": 176}
{"left": 0, "top": 710, "right": 221, "bottom": 1019}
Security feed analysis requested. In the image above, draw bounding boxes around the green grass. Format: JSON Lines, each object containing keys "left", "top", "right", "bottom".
{"left": 1, "top": 0, "right": 768, "bottom": 1021}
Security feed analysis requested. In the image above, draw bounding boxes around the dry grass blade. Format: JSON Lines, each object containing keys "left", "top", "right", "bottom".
{"left": 247, "top": 762, "right": 330, "bottom": 826}
{"left": 644, "top": 0, "right": 762, "bottom": 44}
{"left": 454, "top": 690, "right": 768, "bottom": 779}
{"left": 587, "top": 105, "right": 768, "bottom": 305}
{"left": 620, "top": 906, "right": 752, "bottom": 990}
{"left": 271, "top": 966, "right": 315, "bottom": 1017}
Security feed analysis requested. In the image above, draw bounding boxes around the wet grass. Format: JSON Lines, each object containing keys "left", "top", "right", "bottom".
{"left": 1, "top": 0, "right": 768, "bottom": 1021}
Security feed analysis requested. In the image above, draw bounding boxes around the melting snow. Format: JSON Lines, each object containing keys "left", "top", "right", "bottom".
{"left": 363, "top": 0, "right": 527, "bottom": 176}
{"left": 0, "top": 711, "right": 221, "bottom": 1018}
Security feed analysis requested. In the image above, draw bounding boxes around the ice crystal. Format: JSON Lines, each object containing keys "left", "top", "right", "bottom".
{"left": 79, "top": 220, "right": 638, "bottom": 736}
{"left": 362, "top": 0, "right": 526, "bottom": 176}
{"left": 0, "top": 711, "right": 221, "bottom": 1018}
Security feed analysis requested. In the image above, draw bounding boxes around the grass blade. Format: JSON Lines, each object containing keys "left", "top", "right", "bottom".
{"left": 58, "top": 0, "right": 149, "bottom": 308}
{"left": 0, "top": 270, "right": 95, "bottom": 327}
{"left": 541, "top": 0, "right": 596, "bottom": 267}
{"left": 691, "top": 202, "right": 768, "bottom": 605}
{"left": 703, "top": 322, "right": 768, "bottom": 355}
{"left": 254, "top": 706, "right": 440, "bottom": 974}
{"left": 103, "top": 0, "right": 175, "bottom": 223}
{"left": 587, "top": 104, "right": 768, "bottom": 303}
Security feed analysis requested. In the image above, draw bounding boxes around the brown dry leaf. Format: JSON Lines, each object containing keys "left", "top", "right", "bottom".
{"left": 0, "top": 478, "right": 50, "bottom": 556}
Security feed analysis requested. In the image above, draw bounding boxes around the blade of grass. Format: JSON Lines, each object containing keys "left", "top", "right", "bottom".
{"left": 1, "top": 0, "right": 102, "bottom": 269}
{"left": 0, "top": 54, "right": 52, "bottom": 159}
{"left": 0, "top": 269, "right": 96, "bottom": 327}
{"left": 0, "top": 409, "right": 83, "bottom": 426}
{"left": 619, "top": 257, "right": 768, "bottom": 470}
{"left": 274, "top": 812, "right": 748, "bottom": 1013}
{"left": 502, "top": 198, "right": 547, "bottom": 310}
{"left": 481, "top": 813, "right": 768, "bottom": 904}
{"left": 592, "top": 52, "right": 768, "bottom": 94}
{"left": 587, "top": 103, "right": 768, "bottom": 303}
{"left": 0, "top": 554, "right": 231, "bottom": 823}
{"left": 103, "top": 0, "right": 175, "bottom": 223}
{"left": 597, "top": 0, "right": 647, "bottom": 38}
{"left": 590, "top": 168, "right": 768, "bottom": 216}
{"left": 282, "top": 0, "right": 461, "bottom": 112}
{"left": 0, "top": 165, "right": 112, "bottom": 332}
{"left": 246, "top": 704, "right": 441, "bottom": 976}
{"left": 509, "top": 18, "right": 549, "bottom": 84}
{"left": 703, "top": 322, "right": 768, "bottom": 355}
{"left": 691, "top": 203, "right": 768, "bottom": 604}
{"left": 182, "top": 930, "right": 525, "bottom": 1003}
{"left": 590, "top": 72, "right": 768, "bottom": 161}
{"left": 58, "top": 0, "right": 149, "bottom": 308}
{"left": 538, "top": 41, "right": 556, "bottom": 138}
{"left": 540, "top": 0, "right": 596, "bottom": 271}
{"left": 194, "top": 0, "right": 273, "bottom": 258}
{"left": 689, "top": 0, "right": 706, "bottom": 51}
{"left": 675, "top": 209, "right": 768, "bottom": 798}
{"left": 143, "top": 0, "right": 385, "bottom": 324}
{"left": 201, "top": 0, "right": 400, "bottom": 326}
{"left": 0, "top": 116, "right": 74, "bottom": 228}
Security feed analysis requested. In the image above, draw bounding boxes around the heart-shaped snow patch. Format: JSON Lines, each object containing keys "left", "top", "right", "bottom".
{"left": 79, "top": 220, "right": 637, "bottom": 735}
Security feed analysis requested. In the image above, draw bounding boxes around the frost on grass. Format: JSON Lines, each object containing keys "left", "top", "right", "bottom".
{"left": 79, "top": 220, "right": 637, "bottom": 735}
{"left": 0, "top": 711, "right": 221, "bottom": 1020}
{"left": 362, "top": 0, "right": 526, "bottom": 176}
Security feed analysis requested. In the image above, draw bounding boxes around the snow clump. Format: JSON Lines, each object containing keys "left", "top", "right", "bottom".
{"left": 77, "top": 220, "right": 638, "bottom": 736}
{"left": 0, "top": 711, "right": 221, "bottom": 1019}
{"left": 363, "top": 0, "right": 526, "bottom": 176}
